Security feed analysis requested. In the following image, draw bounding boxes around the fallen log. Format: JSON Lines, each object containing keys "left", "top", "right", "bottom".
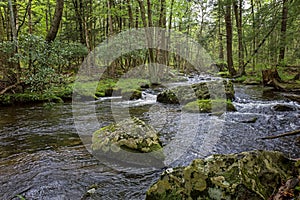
{"left": 261, "top": 129, "right": 300, "bottom": 140}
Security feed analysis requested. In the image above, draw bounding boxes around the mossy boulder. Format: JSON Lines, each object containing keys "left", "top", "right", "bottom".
{"left": 146, "top": 150, "right": 300, "bottom": 200}
{"left": 182, "top": 99, "right": 236, "bottom": 113}
{"left": 121, "top": 89, "right": 142, "bottom": 100}
{"left": 92, "top": 117, "right": 164, "bottom": 167}
{"left": 157, "top": 80, "right": 235, "bottom": 104}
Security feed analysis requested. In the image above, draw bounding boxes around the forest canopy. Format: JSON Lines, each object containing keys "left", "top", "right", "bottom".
{"left": 0, "top": 0, "right": 299, "bottom": 101}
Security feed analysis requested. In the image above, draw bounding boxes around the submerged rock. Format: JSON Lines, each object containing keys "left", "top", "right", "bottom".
{"left": 157, "top": 80, "right": 235, "bottom": 105}
{"left": 273, "top": 104, "right": 296, "bottom": 112}
{"left": 146, "top": 150, "right": 300, "bottom": 200}
{"left": 92, "top": 117, "right": 164, "bottom": 167}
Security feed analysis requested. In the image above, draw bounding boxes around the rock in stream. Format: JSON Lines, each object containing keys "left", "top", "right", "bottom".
{"left": 146, "top": 150, "right": 300, "bottom": 200}
{"left": 92, "top": 117, "right": 164, "bottom": 168}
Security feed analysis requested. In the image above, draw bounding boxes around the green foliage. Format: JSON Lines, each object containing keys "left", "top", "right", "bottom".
{"left": 16, "top": 35, "right": 87, "bottom": 71}
{"left": 0, "top": 34, "right": 87, "bottom": 102}
{"left": 23, "top": 66, "right": 58, "bottom": 92}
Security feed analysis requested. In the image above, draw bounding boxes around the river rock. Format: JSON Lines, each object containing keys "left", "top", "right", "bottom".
{"left": 273, "top": 104, "right": 296, "bottom": 112}
{"left": 92, "top": 117, "right": 162, "bottom": 153}
{"left": 146, "top": 150, "right": 300, "bottom": 200}
{"left": 121, "top": 89, "right": 142, "bottom": 100}
{"left": 182, "top": 99, "right": 236, "bottom": 113}
{"left": 157, "top": 80, "right": 235, "bottom": 104}
{"left": 92, "top": 117, "right": 164, "bottom": 167}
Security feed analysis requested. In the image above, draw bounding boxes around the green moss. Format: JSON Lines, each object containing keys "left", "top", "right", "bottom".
{"left": 121, "top": 89, "right": 142, "bottom": 100}
{"left": 116, "top": 78, "right": 150, "bottom": 90}
{"left": 234, "top": 75, "right": 262, "bottom": 85}
{"left": 75, "top": 78, "right": 149, "bottom": 98}
{"left": 182, "top": 99, "right": 236, "bottom": 113}
{"left": 218, "top": 71, "right": 230, "bottom": 78}
{"left": 277, "top": 66, "right": 298, "bottom": 81}
{"left": 147, "top": 151, "right": 298, "bottom": 200}
{"left": 92, "top": 117, "right": 162, "bottom": 153}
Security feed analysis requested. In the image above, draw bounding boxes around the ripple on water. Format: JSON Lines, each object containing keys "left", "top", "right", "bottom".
{"left": 0, "top": 82, "right": 300, "bottom": 199}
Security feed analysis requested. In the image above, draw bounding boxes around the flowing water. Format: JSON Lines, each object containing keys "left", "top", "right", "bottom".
{"left": 0, "top": 80, "right": 299, "bottom": 200}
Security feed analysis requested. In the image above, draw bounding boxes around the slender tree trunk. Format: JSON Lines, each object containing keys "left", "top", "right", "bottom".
{"left": 28, "top": 0, "right": 32, "bottom": 34}
{"left": 127, "top": 0, "right": 133, "bottom": 28}
{"left": 12, "top": 0, "right": 18, "bottom": 33}
{"left": 166, "top": 0, "right": 174, "bottom": 67}
{"left": 8, "top": 0, "right": 17, "bottom": 44}
{"left": 84, "top": 17, "right": 90, "bottom": 51}
{"left": 218, "top": 0, "right": 224, "bottom": 62}
{"left": 107, "top": 0, "right": 113, "bottom": 35}
{"left": 157, "top": 0, "right": 166, "bottom": 64}
{"left": 73, "top": 0, "right": 85, "bottom": 44}
{"left": 224, "top": 0, "right": 236, "bottom": 76}
{"left": 135, "top": 6, "right": 139, "bottom": 29}
{"left": 45, "top": 7, "right": 49, "bottom": 32}
{"left": 8, "top": 0, "right": 20, "bottom": 82}
{"left": 233, "top": 0, "right": 244, "bottom": 75}
{"left": 137, "top": 0, "right": 159, "bottom": 84}
{"left": 278, "top": 0, "right": 288, "bottom": 64}
{"left": 28, "top": 0, "right": 33, "bottom": 71}
{"left": 0, "top": 8, "right": 5, "bottom": 41}
{"left": 251, "top": 0, "right": 256, "bottom": 71}
{"left": 45, "top": 0, "right": 64, "bottom": 42}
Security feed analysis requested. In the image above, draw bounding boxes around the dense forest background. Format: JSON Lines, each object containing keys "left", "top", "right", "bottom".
{"left": 0, "top": 0, "right": 299, "bottom": 103}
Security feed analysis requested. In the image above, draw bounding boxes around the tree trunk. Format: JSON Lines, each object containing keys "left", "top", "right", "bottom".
{"left": 28, "top": 0, "right": 33, "bottom": 70}
{"left": 72, "top": 0, "right": 85, "bottom": 44}
{"left": 45, "top": 0, "right": 64, "bottom": 42}
{"left": 137, "top": 0, "right": 159, "bottom": 84}
{"left": 218, "top": 0, "right": 224, "bottom": 62}
{"left": 146, "top": 0, "right": 154, "bottom": 63}
{"left": 8, "top": 0, "right": 21, "bottom": 82}
{"left": 0, "top": 7, "right": 5, "bottom": 41}
{"left": 28, "top": 0, "right": 32, "bottom": 34}
{"left": 127, "top": 0, "right": 133, "bottom": 29}
{"left": 224, "top": 0, "right": 236, "bottom": 76}
{"left": 135, "top": 6, "right": 139, "bottom": 29}
{"left": 233, "top": 0, "right": 244, "bottom": 75}
{"left": 107, "top": 0, "right": 113, "bottom": 36}
{"left": 157, "top": 0, "right": 166, "bottom": 65}
{"left": 8, "top": 0, "right": 17, "bottom": 44}
{"left": 278, "top": 0, "right": 288, "bottom": 64}
{"left": 250, "top": 0, "right": 256, "bottom": 72}
{"left": 262, "top": 68, "right": 284, "bottom": 90}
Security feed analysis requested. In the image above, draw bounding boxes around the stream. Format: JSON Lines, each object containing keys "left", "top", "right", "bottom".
{"left": 0, "top": 79, "right": 299, "bottom": 200}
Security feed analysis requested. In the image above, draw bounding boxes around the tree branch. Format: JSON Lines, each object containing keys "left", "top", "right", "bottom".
{"left": 260, "top": 129, "right": 300, "bottom": 140}
{"left": 0, "top": 82, "right": 21, "bottom": 95}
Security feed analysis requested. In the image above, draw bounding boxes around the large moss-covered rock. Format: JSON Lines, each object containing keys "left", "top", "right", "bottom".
{"left": 146, "top": 151, "right": 300, "bottom": 200}
{"left": 92, "top": 117, "right": 164, "bottom": 167}
{"left": 182, "top": 99, "right": 236, "bottom": 113}
{"left": 157, "top": 80, "right": 235, "bottom": 104}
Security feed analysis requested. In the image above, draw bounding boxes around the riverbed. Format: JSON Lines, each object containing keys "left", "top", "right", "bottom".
{"left": 0, "top": 81, "right": 299, "bottom": 200}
